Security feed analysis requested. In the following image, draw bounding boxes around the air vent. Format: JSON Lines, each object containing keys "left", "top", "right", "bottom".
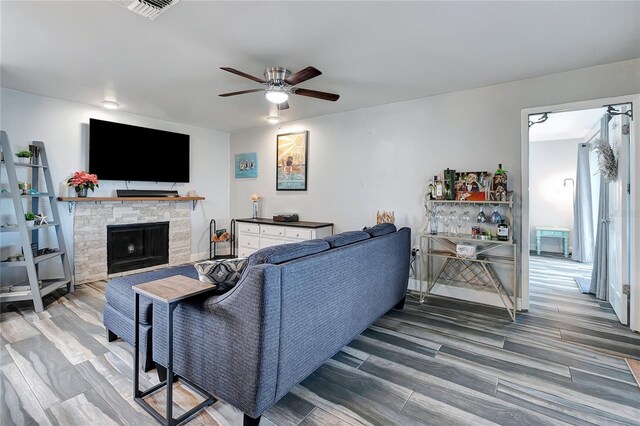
{"left": 111, "top": 0, "right": 180, "bottom": 20}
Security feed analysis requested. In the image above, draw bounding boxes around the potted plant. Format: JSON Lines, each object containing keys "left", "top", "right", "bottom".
{"left": 67, "top": 171, "right": 99, "bottom": 197}
{"left": 16, "top": 150, "right": 32, "bottom": 164}
{"left": 25, "top": 211, "right": 37, "bottom": 227}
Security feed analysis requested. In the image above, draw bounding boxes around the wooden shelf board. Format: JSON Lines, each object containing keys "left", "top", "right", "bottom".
{"left": 57, "top": 196, "right": 205, "bottom": 202}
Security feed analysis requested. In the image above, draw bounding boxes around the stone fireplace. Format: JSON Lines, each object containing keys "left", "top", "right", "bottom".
{"left": 73, "top": 201, "right": 191, "bottom": 284}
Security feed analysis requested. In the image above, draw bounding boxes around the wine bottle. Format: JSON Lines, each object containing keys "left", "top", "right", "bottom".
{"left": 427, "top": 178, "right": 435, "bottom": 200}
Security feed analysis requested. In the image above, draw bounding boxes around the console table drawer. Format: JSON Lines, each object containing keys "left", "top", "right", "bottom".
{"left": 260, "top": 225, "right": 286, "bottom": 237}
{"left": 540, "top": 230, "right": 565, "bottom": 238}
{"left": 285, "top": 228, "right": 312, "bottom": 240}
{"left": 238, "top": 222, "right": 260, "bottom": 235}
{"left": 260, "top": 237, "right": 290, "bottom": 249}
{"left": 239, "top": 235, "right": 260, "bottom": 249}
{"left": 238, "top": 247, "right": 257, "bottom": 258}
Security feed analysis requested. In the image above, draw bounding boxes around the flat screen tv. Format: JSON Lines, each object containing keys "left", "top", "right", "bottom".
{"left": 89, "top": 118, "right": 190, "bottom": 183}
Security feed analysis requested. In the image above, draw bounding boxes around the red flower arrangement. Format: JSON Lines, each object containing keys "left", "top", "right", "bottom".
{"left": 67, "top": 171, "right": 99, "bottom": 193}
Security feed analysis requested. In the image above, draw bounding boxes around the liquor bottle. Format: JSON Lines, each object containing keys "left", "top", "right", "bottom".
{"left": 444, "top": 168, "right": 456, "bottom": 200}
{"left": 497, "top": 220, "right": 510, "bottom": 241}
{"left": 427, "top": 178, "right": 435, "bottom": 200}
{"left": 435, "top": 176, "right": 444, "bottom": 200}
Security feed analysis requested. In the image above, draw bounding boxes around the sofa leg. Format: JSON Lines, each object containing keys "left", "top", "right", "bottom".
{"left": 157, "top": 365, "right": 167, "bottom": 382}
{"left": 106, "top": 328, "right": 118, "bottom": 342}
{"left": 243, "top": 414, "right": 261, "bottom": 426}
{"left": 394, "top": 297, "right": 406, "bottom": 310}
{"left": 141, "top": 351, "right": 155, "bottom": 373}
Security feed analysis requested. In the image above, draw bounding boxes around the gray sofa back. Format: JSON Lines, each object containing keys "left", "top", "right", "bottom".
{"left": 153, "top": 226, "right": 410, "bottom": 418}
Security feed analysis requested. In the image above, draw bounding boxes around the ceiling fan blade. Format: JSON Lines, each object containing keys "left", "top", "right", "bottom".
{"left": 220, "top": 67, "right": 266, "bottom": 84}
{"left": 278, "top": 101, "right": 290, "bottom": 110}
{"left": 293, "top": 88, "right": 340, "bottom": 102}
{"left": 218, "top": 89, "right": 263, "bottom": 97}
{"left": 285, "top": 66, "right": 322, "bottom": 85}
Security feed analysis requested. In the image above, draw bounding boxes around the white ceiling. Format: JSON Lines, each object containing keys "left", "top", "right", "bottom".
{"left": 2, "top": 1, "right": 639, "bottom": 133}
{"left": 529, "top": 108, "right": 605, "bottom": 142}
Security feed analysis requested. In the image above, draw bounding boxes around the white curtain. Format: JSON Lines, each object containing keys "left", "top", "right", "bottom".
{"left": 572, "top": 143, "right": 594, "bottom": 262}
{"left": 589, "top": 114, "right": 611, "bottom": 299}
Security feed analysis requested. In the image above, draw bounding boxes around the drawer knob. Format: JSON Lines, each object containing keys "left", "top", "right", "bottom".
{"left": 296, "top": 233, "right": 299, "bottom": 237}
{"left": 279, "top": 232, "right": 282, "bottom": 235}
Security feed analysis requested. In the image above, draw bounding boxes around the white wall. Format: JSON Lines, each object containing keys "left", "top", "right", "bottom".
{"left": 529, "top": 138, "right": 581, "bottom": 253}
{"left": 229, "top": 59, "right": 640, "bottom": 302}
{"left": 1, "top": 89, "right": 230, "bottom": 284}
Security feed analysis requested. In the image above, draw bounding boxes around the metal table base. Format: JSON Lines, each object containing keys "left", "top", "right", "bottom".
{"left": 133, "top": 293, "right": 216, "bottom": 426}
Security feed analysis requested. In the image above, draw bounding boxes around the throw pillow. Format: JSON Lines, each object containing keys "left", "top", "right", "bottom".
{"left": 194, "top": 258, "right": 248, "bottom": 293}
{"left": 364, "top": 223, "right": 397, "bottom": 237}
{"left": 324, "top": 231, "right": 370, "bottom": 248}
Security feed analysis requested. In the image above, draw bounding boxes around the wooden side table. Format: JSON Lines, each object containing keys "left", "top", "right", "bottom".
{"left": 133, "top": 275, "right": 216, "bottom": 426}
{"left": 535, "top": 226, "right": 570, "bottom": 258}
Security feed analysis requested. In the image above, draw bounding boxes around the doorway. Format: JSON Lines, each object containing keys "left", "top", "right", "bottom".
{"left": 528, "top": 108, "right": 605, "bottom": 317}
{"left": 521, "top": 95, "right": 639, "bottom": 332}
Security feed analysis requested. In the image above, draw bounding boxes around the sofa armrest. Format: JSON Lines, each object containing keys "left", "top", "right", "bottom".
{"left": 152, "top": 263, "right": 281, "bottom": 417}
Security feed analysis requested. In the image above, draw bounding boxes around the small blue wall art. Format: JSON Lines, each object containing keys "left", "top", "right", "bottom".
{"left": 235, "top": 152, "right": 258, "bottom": 179}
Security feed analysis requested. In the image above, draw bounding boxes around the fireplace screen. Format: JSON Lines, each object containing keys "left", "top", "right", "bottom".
{"left": 107, "top": 222, "right": 169, "bottom": 274}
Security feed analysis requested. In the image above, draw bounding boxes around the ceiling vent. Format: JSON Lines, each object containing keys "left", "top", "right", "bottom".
{"left": 112, "top": 0, "right": 180, "bottom": 20}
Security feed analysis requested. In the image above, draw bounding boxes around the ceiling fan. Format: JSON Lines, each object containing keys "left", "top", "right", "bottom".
{"left": 218, "top": 66, "right": 340, "bottom": 110}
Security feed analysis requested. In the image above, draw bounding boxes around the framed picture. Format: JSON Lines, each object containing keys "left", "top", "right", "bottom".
{"left": 276, "top": 131, "right": 308, "bottom": 191}
{"left": 235, "top": 152, "right": 258, "bottom": 179}
{"left": 454, "top": 171, "right": 492, "bottom": 201}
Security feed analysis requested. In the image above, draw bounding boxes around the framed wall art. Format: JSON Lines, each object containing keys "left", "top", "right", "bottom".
{"left": 235, "top": 152, "right": 258, "bottom": 179}
{"left": 276, "top": 131, "right": 308, "bottom": 191}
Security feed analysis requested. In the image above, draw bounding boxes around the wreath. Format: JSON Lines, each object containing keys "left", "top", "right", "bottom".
{"left": 593, "top": 138, "right": 617, "bottom": 182}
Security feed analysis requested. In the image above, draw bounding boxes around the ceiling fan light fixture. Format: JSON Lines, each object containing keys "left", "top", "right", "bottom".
{"left": 267, "top": 115, "right": 280, "bottom": 125}
{"left": 265, "top": 88, "right": 288, "bottom": 104}
{"left": 102, "top": 100, "right": 120, "bottom": 109}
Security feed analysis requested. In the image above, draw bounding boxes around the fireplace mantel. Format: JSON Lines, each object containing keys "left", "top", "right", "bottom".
{"left": 57, "top": 196, "right": 205, "bottom": 213}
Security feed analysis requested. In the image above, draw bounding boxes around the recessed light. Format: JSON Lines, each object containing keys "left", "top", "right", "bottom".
{"left": 102, "top": 101, "right": 120, "bottom": 110}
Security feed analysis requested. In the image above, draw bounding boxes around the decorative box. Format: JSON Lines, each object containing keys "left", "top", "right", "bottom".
{"left": 456, "top": 243, "right": 478, "bottom": 259}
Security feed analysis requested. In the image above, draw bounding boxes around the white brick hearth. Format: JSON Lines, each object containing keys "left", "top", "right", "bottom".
{"left": 73, "top": 201, "right": 191, "bottom": 284}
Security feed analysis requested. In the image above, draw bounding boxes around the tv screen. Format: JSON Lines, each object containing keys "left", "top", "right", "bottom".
{"left": 89, "top": 119, "right": 190, "bottom": 183}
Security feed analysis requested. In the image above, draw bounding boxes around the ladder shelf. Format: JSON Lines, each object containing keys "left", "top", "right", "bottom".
{"left": 0, "top": 132, "right": 74, "bottom": 312}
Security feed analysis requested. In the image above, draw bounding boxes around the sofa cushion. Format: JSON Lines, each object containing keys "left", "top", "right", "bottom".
{"left": 248, "top": 239, "right": 330, "bottom": 266}
{"left": 105, "top": 264, "right": 198, "bottom": 325}
{"left": 194, "top": 258, "right": 248, "bottom": 293}
{"left": 365, "top": 223, "right": 397, "bottom": 237}
{"left": 324, "top": 231, "right": 370, "bottom": 248}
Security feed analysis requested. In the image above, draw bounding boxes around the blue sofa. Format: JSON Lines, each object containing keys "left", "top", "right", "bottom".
{"left": 152, "top": 224, "right": 411, "bottom": 425}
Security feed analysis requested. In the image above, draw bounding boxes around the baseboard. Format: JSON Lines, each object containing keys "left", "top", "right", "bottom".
{"left": 190, "top": 251, "right": 211, "bottom": 263}
{"left": 407, "top": 278, "right": 522, "bottom": 310}
{"left": 407, "top": 278, "right": 421, "bottom": 292}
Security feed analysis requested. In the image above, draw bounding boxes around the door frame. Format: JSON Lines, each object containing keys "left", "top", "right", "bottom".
{"left": 520, "top": 94, "right": 640, "bottom": 332}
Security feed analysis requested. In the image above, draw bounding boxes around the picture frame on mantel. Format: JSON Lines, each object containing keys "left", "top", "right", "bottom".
{"left": 276, "top": 131, "right": 308, "bottom": 191}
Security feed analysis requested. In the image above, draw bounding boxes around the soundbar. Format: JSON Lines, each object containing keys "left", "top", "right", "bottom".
{"left": 116, "top": 189, "right": 180, "bottom": 198}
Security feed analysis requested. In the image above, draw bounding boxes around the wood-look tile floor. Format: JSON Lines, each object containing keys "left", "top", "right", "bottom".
{"left": 1, "top": 256, "right": 639, "bottom": 425}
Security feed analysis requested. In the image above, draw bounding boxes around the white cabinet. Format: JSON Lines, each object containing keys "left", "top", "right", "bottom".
{"left": 236, "top": 219, "right": 333, "bottom": 257}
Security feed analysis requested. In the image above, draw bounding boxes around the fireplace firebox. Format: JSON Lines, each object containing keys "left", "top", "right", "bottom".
{"left": 107, "top": 222, "right": 169, "bottom": 274}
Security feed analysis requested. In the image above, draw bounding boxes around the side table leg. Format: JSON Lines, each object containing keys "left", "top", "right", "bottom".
{"left": 536, "top": 234, "right": 541, "bottom": 256}
{"left": 167, "top": 303, "right": 175, "bottom": 425}
{"left": 133, "top": 293, "right": 140, "bottom": 398}
{"left": 564, "top": 236, "right": 569, "bottom": 258}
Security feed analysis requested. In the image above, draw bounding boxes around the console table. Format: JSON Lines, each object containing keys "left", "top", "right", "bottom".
{"left": 535, "top": 226, "right": 570, "bottom": 258}
{"left": 235, "top": 218, "right": 333, "bottom": 258}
